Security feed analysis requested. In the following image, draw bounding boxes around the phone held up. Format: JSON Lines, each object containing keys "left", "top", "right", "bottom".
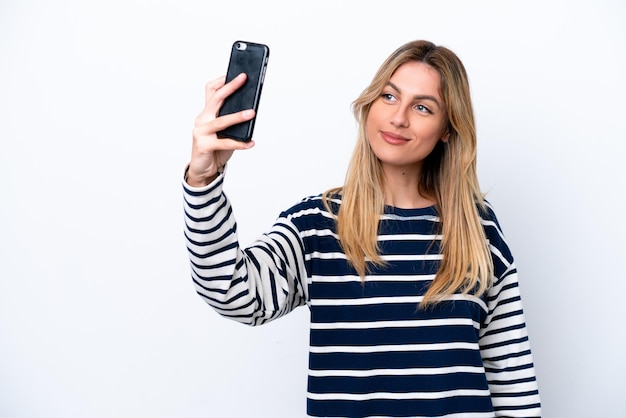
{"left": 217, "top": 41, "right": 270, "bottom": 142}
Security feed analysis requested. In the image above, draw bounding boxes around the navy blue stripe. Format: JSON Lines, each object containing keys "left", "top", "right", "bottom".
{"left": 183, "top": 192, "right": 222, "bottom": 210}
{"left": 186, "top": 228, "right": 234, "bottom": 247}
{"left": 188, "top": 241, "right": 238, "bottom": 260}
{"left": 378, "top": 239, "right": 441, "bottom": 256}
{"left": 192, "top": 276, "right": 234, "bottom": 294}
{"left": 490, "top": 308, "right": 524, "bottom": 323}
{"left": 484, "top": 363, "right": 536, "bottom": 374}
{"left": 310, "top": 279, "right": 432, "bottom": 299}
{"left": 198, "top": 294, "right": 256, "bottom": 314}
{"left": 195, "top": 287, "right": 253, "bottom": 309}
{"left": 184, "top": 197, "right": 230, "bottom": 224}
{"left": 308, "top": 372, "right": 489, "bottom": 394}
{"left": 490, "top": 389, "right": 539, "bottom": 398}
{"left": 487, "top": 375, "right": 538, "bottom": 386}
{"left": 311, "top": 325, "right": 478, "bottom": 346}
{"left": 482, "top": 349, "right": 532, "bottom": 363}
{"left": 308, "top": 397, "right": 494, "bottom": 417}
{"left": 481, "top": 322, "right": 526, "bottom": 338}
{"left": 493, "top": 402, "right": 541, "bottom": 413}
{"left": 311, "top": 299, "right": 484, "bottom": 324}
{"left": 182, "top": 175, "right": 223, "bottom": 196}
{"left": 309, "top": 349, "right": 485, "bottom": 371}
{"left": 480, "top": 336, "right": 529, "bottom": 351}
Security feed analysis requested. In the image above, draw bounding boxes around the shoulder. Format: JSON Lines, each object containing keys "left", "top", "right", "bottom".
{"left": 478, "top": 199, "right": 501, "bottom": 228}
{"left": 272, "top": 193, "right": 340, "bottom": 236}
{"left": 279, "top": 192, "right": 341, "bottom": 224}
{"left": 479, "top": 199, "right": 513, "bottom": 260}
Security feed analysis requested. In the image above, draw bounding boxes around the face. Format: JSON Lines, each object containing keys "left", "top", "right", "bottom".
{"left": 366, "top": 61, "right": 449, "bottom": 175}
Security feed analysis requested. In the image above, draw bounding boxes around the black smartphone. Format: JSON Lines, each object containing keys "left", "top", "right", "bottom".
{"left": 217, "top": 41, "right": 270, "bottom": 142}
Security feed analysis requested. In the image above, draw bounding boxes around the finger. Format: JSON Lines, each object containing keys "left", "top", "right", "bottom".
{"left": 207, "top": 108, "right": 256, "bottom": 132}
{"left": 197, "top": 74, "right": 249, "bottom": 125}
{"left": 192, "top": 109, "right": 256, "bottom": 147}
{"left": 209, "top": 73, "right": 247, "bottom": 105}
{"left": 218, "top": 138, "right": 256, "bottom": 150}
{"left": 194, "top": 103, "right": 255, "bottom": 129}
{"left": 191, "top": 132, "right": 254, "bottom": 162}
{"left": 204, "top": 76, "right": 226, "bottom": 104}
{"left": 205, "top": 73, "right": 248, "bottom": 105}
{"left": 192, "top": 130, "right": 254, "bottom": 153}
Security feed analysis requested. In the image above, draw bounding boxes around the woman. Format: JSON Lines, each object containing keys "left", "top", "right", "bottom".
{"left": 184, "top": 40, "right": 541, "bottom": 417}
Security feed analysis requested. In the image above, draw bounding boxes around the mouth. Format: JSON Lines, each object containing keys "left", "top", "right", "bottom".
{"left": 380, "top": 131, "right": 409, "bottom": 145}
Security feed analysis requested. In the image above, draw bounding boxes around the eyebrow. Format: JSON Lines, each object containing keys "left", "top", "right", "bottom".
{"left": 386, "top": 81, "right": 443, "bottom": 110}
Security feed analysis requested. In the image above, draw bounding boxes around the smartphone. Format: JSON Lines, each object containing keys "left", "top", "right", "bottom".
{"left": 217, "top": 41, "right": 270, "bottom": 142}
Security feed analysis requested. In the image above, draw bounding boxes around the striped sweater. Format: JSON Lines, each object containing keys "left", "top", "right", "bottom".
{"left": 183, "top": 173, "right": 541, "bottom": 417}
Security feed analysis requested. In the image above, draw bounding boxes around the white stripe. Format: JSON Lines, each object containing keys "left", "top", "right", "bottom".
{"left": 370, "top": 273, "right": 436, "bottom": 282}
{"left": 447, "top": 294, "right": 488, "bottom": 312}
{"left": 310, "top": 274, "right": 437, "bottom": 283}
{"left": 311, "top": 295, "right": 423, "bottom": 306}
{"left": 306, "top": 251, "right": 347, "bottom": 261}
{"left": 331, "top": 413, "right": 495, "bottom": 418}
{"left": 307, "top": 388, "right": 490, "bottom": 401}
{"left": 382, "top": 213, "right": 440, "bottom": 222}
{"left": 308, "top": 365, "right": 485, "bottom": 377}
{"left": 300, "top": 228, "right": 338, "bottom": 239}
{"left": 310, "top": 293, "right": 488, "bottom": 313}
{"left": 310, "top": 317, "right": 475, "bottom": 330}
{"left": 377, "top": 234, "right": 442, "bottom": 241}
{"left": 492, "top": 393, "right": 541, "bottom": 408}
{"left": 310, "top": 274, "right": 361, "bottom": 283}
{"left": 489, "top": 243, "right": 512, "bottom": 269}
{"left": 309, "top": 342, "right": 479, "bottom": 353}
{"left": 305, "top": 252, "right": 442, "bottom": 262}
{"left": 481, "top": 217, "right": 508, "bottom": 245}
{"left": 380, "top": 254, "right": 442, "bottom": 261}
{"left": 288, "top": 206, "right": 335, "bottom": 220}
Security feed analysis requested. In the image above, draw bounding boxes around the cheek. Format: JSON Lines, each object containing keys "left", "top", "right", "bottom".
{"left": 423, "top": 118, "right": 448, "bottom": 141}
{"left": 366, "top": 104, "right": 387, "bottom": 132}
{"left": 364, "top": 114, "right": 378, "bottom": 142}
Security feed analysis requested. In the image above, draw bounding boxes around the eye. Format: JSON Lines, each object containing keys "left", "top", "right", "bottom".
{"left": 415, "top": 104, "right": 432, "bottom": 114}
{"left": 381, "top": 93, "right": 397, "bottom": 103}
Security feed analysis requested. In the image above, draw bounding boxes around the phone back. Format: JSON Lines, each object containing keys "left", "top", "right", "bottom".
{"left": 217, "top": 41, "right": 269, "bottom": 142}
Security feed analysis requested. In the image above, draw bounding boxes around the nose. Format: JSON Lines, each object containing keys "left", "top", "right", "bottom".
{"left": 390, "top": 105, "right": 409, "bottom": 128}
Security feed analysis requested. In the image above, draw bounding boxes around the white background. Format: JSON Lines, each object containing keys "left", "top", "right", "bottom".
{"left": 1, "top": 1, "right": 625, "bottom": 417}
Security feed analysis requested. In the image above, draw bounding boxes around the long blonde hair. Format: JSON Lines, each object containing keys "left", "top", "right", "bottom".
{"left": 323, "top": 40, "right": 493, "bottom": 307}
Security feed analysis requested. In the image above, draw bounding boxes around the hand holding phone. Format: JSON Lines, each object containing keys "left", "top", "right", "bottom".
{"left": 217, "top": 41, "right": 270, "bottom": 142}
{"left": 187, "top": 75, "right": 255, "bottom": 187}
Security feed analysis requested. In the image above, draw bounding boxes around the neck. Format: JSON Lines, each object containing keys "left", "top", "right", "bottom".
{"left": 381, "top": 164, "right": 434, "bottom": 209}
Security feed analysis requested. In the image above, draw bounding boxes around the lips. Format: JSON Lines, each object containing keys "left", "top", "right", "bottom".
{"left": 380, "top": 131, "right": 409, "bottom": 145}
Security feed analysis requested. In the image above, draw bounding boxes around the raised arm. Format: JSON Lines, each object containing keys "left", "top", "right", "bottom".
{"left": 183, "top": 173, "right": 308, "bottom": 326}
{"left": 183, "top": 75, "right": 308, "bottom": 325}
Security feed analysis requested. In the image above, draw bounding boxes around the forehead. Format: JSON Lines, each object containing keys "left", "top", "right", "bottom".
{"left": 388, "top": 61, "right": 442, "bottom": 97}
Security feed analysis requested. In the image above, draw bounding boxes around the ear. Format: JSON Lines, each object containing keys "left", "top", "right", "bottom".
{"left": 440, "top": 123, "right": 451, "bottom": 143}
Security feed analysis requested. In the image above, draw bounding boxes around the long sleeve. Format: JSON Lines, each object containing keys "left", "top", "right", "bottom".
{"left": 479, "top": 205, "right": 542, "bottom": 417}
{"left": 183, "top": 172, "right": 308, "bottom": 326}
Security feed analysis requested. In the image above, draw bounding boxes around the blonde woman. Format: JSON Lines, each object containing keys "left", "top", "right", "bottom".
{"left": 184, "top": 40, "right": 541, "bottom": 417}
